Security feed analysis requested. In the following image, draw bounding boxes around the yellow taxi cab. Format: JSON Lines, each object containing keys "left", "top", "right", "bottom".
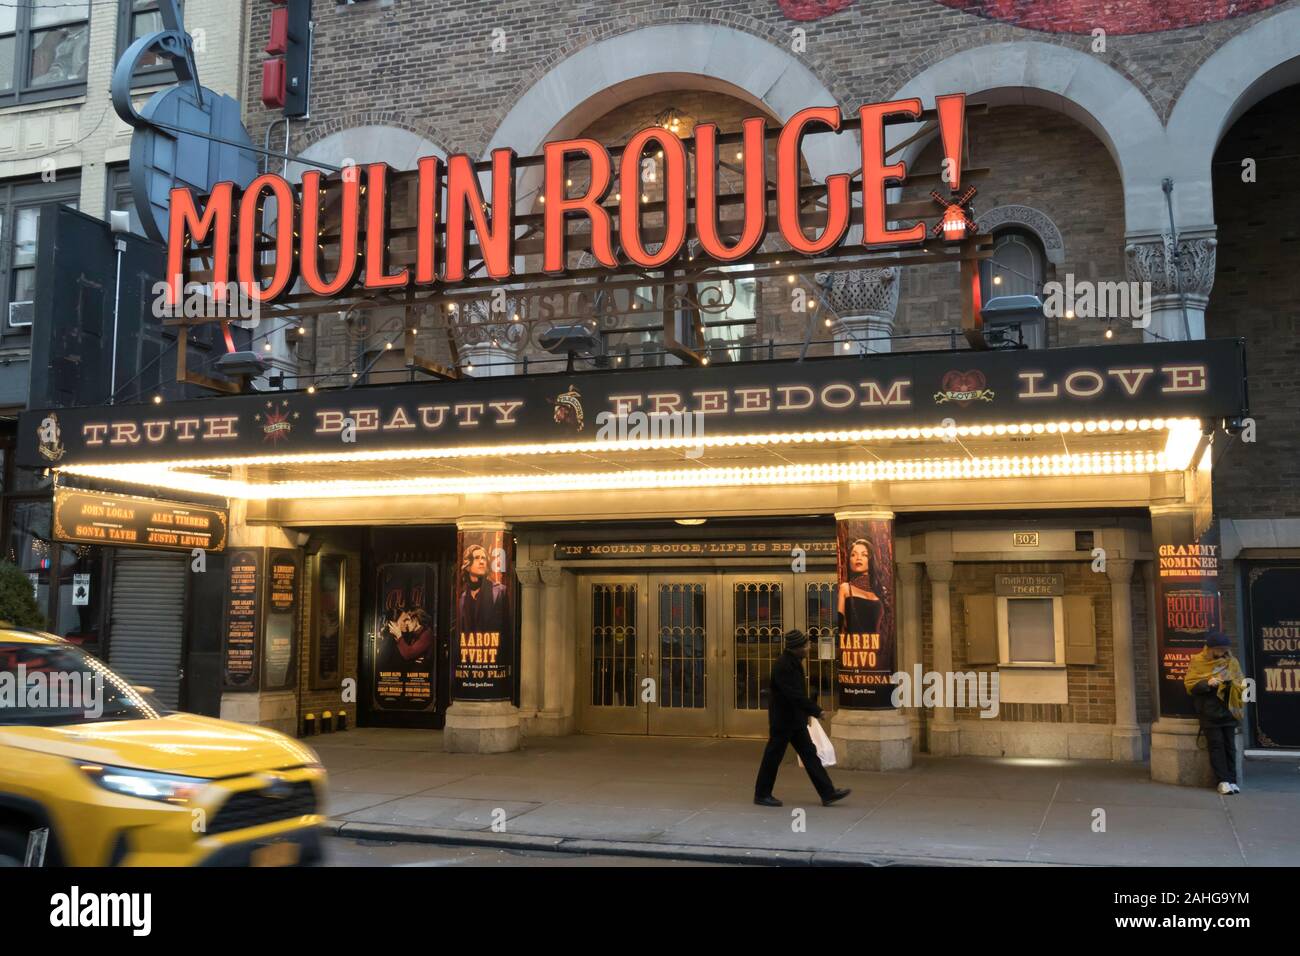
{"left": 0, "top": 628, "right": 328, "bottom": 866}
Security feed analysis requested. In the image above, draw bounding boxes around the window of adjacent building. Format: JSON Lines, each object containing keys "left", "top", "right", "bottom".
{"left": 0, "top": 1, "right": 90, "bottom": 103}
{"left": 118, "top": 1, "right": 184, "bottom": 82}
{"left": 0, "top": 178, "right": 81, "bottom": 340}
{"left": 108, "top": 164, "right": 143, "bottom": 235}
{"left": 997, "top": 595, "right": 1065, "bottom": 666}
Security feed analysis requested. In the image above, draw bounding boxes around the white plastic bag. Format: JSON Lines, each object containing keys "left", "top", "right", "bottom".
{"left": 798, "top": 717, "right": 837, "bottom": 768}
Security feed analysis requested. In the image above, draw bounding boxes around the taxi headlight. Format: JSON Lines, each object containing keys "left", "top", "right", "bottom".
{"left": 77, "top": 763, "right": 209, "bottom": 804}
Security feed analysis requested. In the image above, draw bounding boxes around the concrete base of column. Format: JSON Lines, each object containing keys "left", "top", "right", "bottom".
{"left": 444, "top": 701, "right": 521, "bottom": 753}
{"left": 905, "top": 710, "right": 923, "bottom": 754}
{"left": 927, "top": 719, "right": 961, "bottom": 756}
{"left": 220, "top": 691, "right": 297, "bottom": 736}
{"left": 1111, "top": 725, "right": 1145, "bottom": 762}
{"left": 1149, "top": 717, "right": 1213, "bottom": 787}
{"left": 829, "top": 709, "right": 913, "bottom": 771}
{"left": 521, "top": 710, "right": 573, "bottom": 737}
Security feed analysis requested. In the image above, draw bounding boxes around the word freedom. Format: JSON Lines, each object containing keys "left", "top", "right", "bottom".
{"left": 164, "top": 96, "right": 970, "bottom": 306}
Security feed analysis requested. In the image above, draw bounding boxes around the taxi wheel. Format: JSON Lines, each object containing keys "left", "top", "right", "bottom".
{"left": 0, "top": 827, "right": 29, "bottom": 866}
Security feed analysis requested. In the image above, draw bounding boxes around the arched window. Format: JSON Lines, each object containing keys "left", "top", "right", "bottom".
{"left": 980, "top": 228, "right": 1046, "bottom": 299}
{"left": 979, "top": 228, "right": 1049, "bottom": 349}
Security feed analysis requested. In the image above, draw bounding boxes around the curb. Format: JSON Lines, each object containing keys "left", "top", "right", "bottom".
{"left": 326, "top": 819, "right": 1067, "bottom": 867}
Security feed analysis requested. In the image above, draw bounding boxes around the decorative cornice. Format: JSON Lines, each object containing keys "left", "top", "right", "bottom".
{"left": 1124, "top": 235, "right": 1217, "bottom": 298}
{"left": 816, "top": 267, "right": 900, "bottom": 320}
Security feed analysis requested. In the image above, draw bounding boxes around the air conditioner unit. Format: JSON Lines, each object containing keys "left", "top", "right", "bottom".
{"left": 8, "top": 301, "right": 33, "bottom": 328}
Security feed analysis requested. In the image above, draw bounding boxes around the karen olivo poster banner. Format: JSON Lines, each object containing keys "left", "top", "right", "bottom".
{"left": 452, "top": 529, "right": 516, "bottom": 702}
{"left": 835, "top": 516, "right": 896, "bottom": 709}
{"left": 1246, "top": 564, "right": 1300, "bottom": 749}
{"left": 1152, "top": 510, "right": 1222, "bottom": 717}
{"left": 373, "top": 563, "right": 438, "bottom": 712}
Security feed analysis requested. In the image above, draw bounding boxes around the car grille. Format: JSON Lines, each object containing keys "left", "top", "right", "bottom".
{"left": 208, "top": 780, "right": 318, "bottom": 835}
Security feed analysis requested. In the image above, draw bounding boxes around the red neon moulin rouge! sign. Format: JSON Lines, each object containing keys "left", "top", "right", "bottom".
{"left": 164, "top": 94, "right": 970, "bottom": 308}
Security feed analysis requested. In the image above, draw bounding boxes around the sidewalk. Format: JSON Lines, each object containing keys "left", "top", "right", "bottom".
{"left": 312, "top": 729, "right": 1300, "bottom": 866}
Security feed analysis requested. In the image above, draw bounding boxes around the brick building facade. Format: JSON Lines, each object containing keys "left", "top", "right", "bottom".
{"left": 23, "top": 0, "right": 1295, "bottom": 783}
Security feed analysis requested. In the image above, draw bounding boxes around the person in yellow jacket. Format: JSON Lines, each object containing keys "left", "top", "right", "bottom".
{"left": 1183, "top": 631, "right": 1246, "bottom": 795}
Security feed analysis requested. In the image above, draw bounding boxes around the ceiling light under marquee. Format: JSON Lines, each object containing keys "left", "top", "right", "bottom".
{"left": 58, "top": 441, "right": 1190, "bottom": 503}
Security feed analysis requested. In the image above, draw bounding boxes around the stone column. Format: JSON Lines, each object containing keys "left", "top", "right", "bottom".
{"left": 926, "top": 560, "right": 960, "bottom": 756}
{"left": 897, "top": 561, "right": 923, "bottom": 752}
{"left": 452, "top": 296, "right": 528, "bottom": 376}
{"left": 444, "top": 518, "right": 521, "bottom": 753}
{"left": 1148, "top": 504, "right": 1222, "bottom": 786}
{"left": 217, "top": 499, "right": 299, "bottom": 734}
{"left": 1124, "top": 232, "right": 1216, "bottom": 342}
{"left": 828, "top": 509, "right": 912, "bottom": 771}
{"left": 816, "top": 268, "right": 900, "bottom": 354}
{"left": 1107, "top": 559, "right": 1143, "bottom": 761}
{"left": 517, "top": 564, "right": 543, "bottom": 718}
{"left": 532, "top": 564, "right": 572, "bottom": 736}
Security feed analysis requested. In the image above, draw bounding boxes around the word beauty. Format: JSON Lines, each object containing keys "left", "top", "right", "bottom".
{"left": 165, "top": 96, "right": 970, "bottom": 307}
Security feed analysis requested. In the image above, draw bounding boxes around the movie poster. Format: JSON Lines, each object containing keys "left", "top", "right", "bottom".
{"left": 373, "top": 563, "right": 437, "bottom": 712}
{"left": 1152, "top": 511, "right": 1222, "bottom": 717}
{"left": 452, "top": 529, "right": 515, "bottom": 702}
{"left": 835, "top": 516, "right": 896, "bottom": 709}
{"left": 1246, "top": 564, "right": 1300, "bottom": 749}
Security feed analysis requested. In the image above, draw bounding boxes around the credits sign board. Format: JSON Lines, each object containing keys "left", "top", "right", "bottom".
{"left": 53, "top": 487, "right": 227, "bottom": 552}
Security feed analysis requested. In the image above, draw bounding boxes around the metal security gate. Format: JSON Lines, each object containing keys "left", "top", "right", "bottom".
{"left": 108, "top": 552, "right": 189, "bottom": 710}
{"left": 578, "top": 571, "right": 835, "bottom": 737}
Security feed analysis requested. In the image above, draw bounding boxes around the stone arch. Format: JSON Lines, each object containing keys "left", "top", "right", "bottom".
{"left": 1167, "top": 4, "right": 1300, "bottom": 227}
{"left": 976, "top": 205, "right": 1066, "bottom": 265}
{"left": 286, "top": 123, "right": 447, "bottom": 183}
{"left": 483, "top": 22, "right": 859, "bottom": 206}
{"left": 888, "top": 41, "right": 1166, "bottom": 233}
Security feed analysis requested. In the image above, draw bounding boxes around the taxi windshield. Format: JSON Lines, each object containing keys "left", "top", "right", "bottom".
{"left": 0, "top": 640, "right": 159, "bottom": 727}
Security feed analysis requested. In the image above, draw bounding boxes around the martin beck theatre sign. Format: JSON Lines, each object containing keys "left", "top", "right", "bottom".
{"left": 162, "top": 96, "right": 976, "bottom": 308}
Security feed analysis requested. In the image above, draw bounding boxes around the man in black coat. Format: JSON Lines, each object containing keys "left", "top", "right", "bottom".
{"left": 754, "top": 629, "right": 851, "bottom": 807}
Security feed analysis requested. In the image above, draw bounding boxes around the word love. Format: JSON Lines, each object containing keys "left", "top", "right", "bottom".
{"left": 164, "top": 95, "right": 970, "bottom": 307}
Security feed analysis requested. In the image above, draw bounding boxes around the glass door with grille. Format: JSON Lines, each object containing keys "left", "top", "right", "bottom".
{"left": 578, "top": 575, "right": 648, "bottom": 734}
{"left": 647, "top": 575, "right": 720, "bottom": 735}
{"left": 722, "top": 573, "right": 838, "bottom": 737}
{"left": 580, "top": 571, "right": 833, "bottom": 737}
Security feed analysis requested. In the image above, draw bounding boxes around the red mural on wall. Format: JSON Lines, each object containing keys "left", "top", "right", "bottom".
{"left": 778, "top": 0, "right": 855, "bottom": 21}
{"left": 926, "top": 1, "right": 1280, "bottom": 35}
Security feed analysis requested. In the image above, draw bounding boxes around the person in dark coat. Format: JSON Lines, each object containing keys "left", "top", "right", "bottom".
{"left": 753, "top": 629, "right": 851, "bottom": 807}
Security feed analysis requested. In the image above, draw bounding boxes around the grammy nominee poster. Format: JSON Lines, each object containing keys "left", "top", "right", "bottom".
{"left": 835, "top": 517, "right": 896, "bottom": 708}
{"left": 1152, "top": 510, "right": 1222, "bottom": 717}
{"left": 373, "top": 563, "right": 437, "bottom": 712}
{"left": 452, "top": 529, "right": 516, "bottom": 701}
